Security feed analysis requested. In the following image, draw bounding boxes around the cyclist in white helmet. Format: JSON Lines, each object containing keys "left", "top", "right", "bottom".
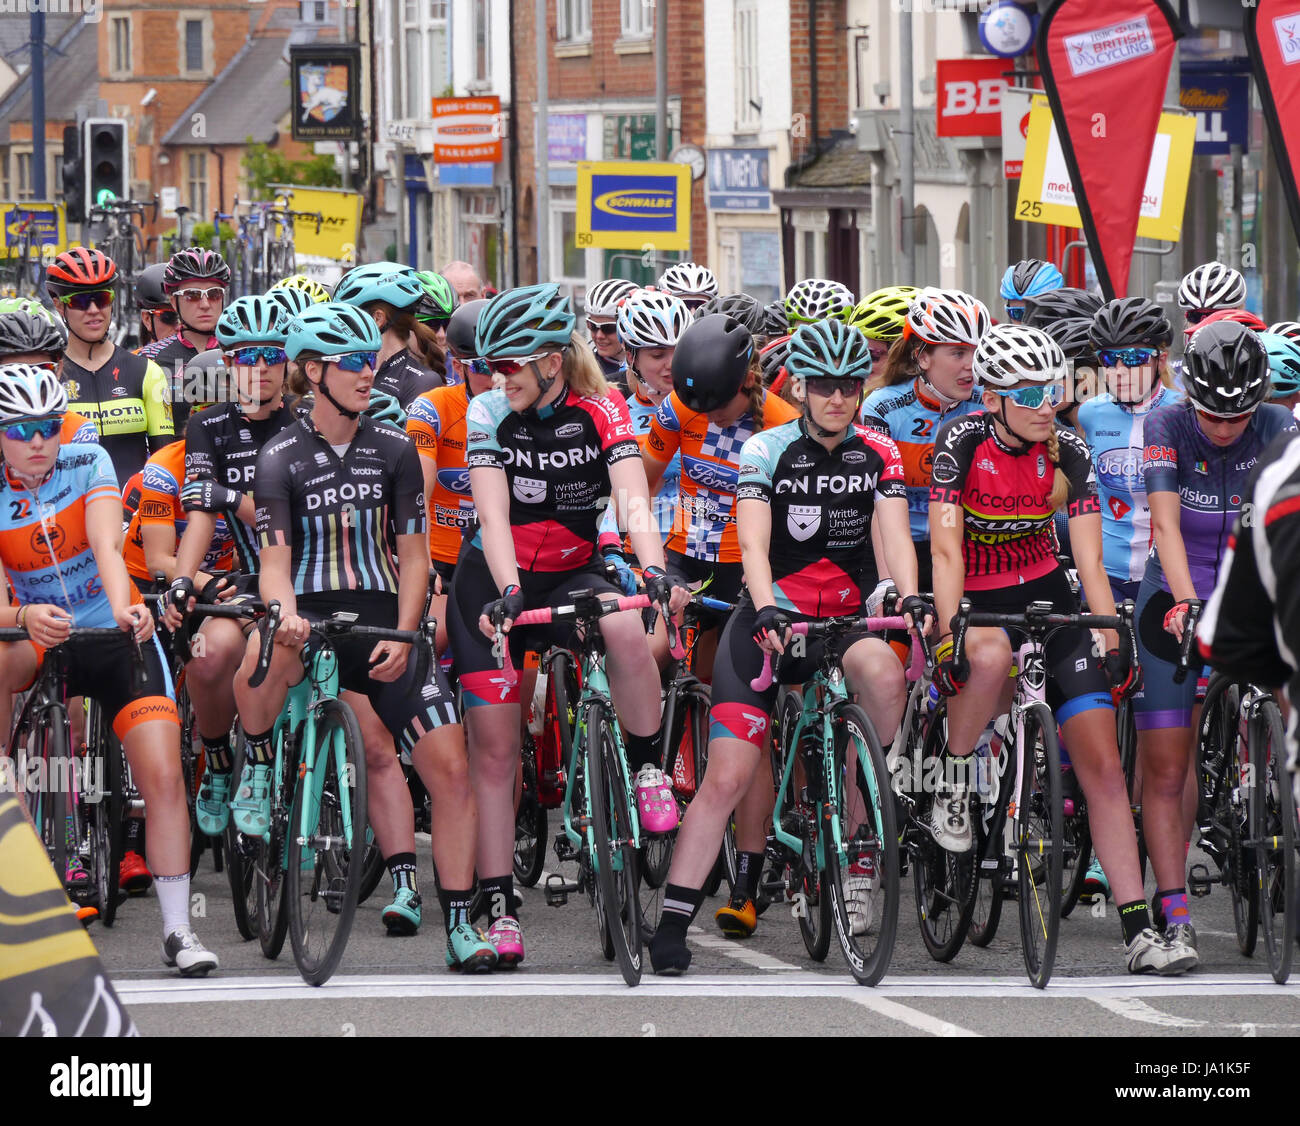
{"left": 1177, "top": 261, "right": 1246, "bottom": 332}
{"left": 658, "top": 262, "right": 718, "bottom": 313}
{"left": 584, "top": 278, "right": 639, "bottom": 383}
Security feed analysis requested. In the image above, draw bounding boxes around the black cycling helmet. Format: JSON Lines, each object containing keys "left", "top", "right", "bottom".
{"left": 672, "top": 314, "right": 754, "bottom": 412}
{"left": 134, "top": 263, "right": 170, "bottom": 311}
{"left": 696, "top": 293, "right": 766, "bottom": 336}
{"left": 1182, "top": 320, "right": 1270, "bottom": 417}
{"left": 446, "top": 298, "right": 489, "bottom": 360}
{"left": 759, "top": 335, "right": 789, "bottom": 386}
{"left": 0, "top": 309, "right": 66, "bottom": 357}
{"left": 1090, "top": 297, "right": 1173, "bottom": 350}
{"left": 762, "top": 300, "right": 789, "bottom": 338}
{"left": 1022, "top": 287, "right": 1104, "bottom": 327}
{"left": 1037, "top": 317, "right": 1097, "bottom": 361}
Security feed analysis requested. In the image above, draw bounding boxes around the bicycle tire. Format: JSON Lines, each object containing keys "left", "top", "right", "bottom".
{"left": 1016, "top": 702, "right": 1063, "bottom": 989}
{"left": 1251, "top": 698, "right": 1295, "bottom": 983}
{"left": 254, "top": 732, "right": 295, "bottom": 960}
{"left": 176, "top": 679, "right": 206, "bottom": 878}
{"left": 1116, "top": 696, "right": 1147, "bottom": 885}
{"left": 31, "top": 708, "right": 70, "bottom": 887}
{"left": 968, "top": 740, "right": 1010, "bottom": 948}
{"left": 83, "top": 702, "right": 126, "bottom": 927}
{"left": 824, "top": 702, "right": 899, "bottom": 985}
{"left": 586, "top": 702, "right": 643, "bottom": 985}
{"left": 513, "top": 733, "right": 548, "bottom": 887}
{"left": 356, "top": 827, "right": 387, "bottom": 904}
{"left": 223, "top": 734, "right": 258, "bottom": 941}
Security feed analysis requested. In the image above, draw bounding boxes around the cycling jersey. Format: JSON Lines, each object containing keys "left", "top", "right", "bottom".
{"left": 61, "top": 346, "right": 174, "bottom": 486}
{"left": 627, "top": 388, "right": 678, "bottom": 540}
{"left": 859, "top": 377, "right": 983, "bottom": 541}
{"left": 736, "top": 419, "right": 906, "bottom": 615}
{"left": 929, "top": 412, "right": 1099, "bottom": 591}
{"left": 151, "top": 332, "right": 219, "bottom": 439}
{"left": 647, "top": 390, "right": 800, "bottom": 564}
{"left": 255, "top": 414, "right": 425, "bottom": 597}
{"left": 406, "top": 382, "right": 476, "bottom": 566}
{"left": 122, "top": 440, "right": 233, "bottom": 585}
{"left": 374, "top": 347, "right": 442, "bottom": 409}
{"left": 1077, "top": 384, "right": 1181, "bottom": 584}
{"left": 61, "top": 411, "right": 99, "bottom": 446}
{"left": 135, "top": 334, "right": 174, "bottom": 360}
{"left": 465, "top": 385, "right": 640, "bottom": 572}
{"left": 1141, "top": 399, "right": 1296, "bottom": 598}
{"left": 182, "top": 401, "right": 297, "bottom": 575}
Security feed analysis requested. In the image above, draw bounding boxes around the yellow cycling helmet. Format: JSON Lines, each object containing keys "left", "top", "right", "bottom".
{"left": 847, "top": 285, "right": 920, "bottom": 342}
{"left": 272, "top": 273, "right": 331, "bottom": 304}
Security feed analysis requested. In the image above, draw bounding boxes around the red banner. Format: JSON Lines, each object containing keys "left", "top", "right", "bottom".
{"left": 1246, "top": 3, "right": 1300, "bottom": 245}
{"left": 1035, "top": 0, "right": 1182, "bottom": 298}
{"left": 936, "top": 58, "right": 1008, "bottom": 138}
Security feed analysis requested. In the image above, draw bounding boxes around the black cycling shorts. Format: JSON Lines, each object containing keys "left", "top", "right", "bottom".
{"left": 667, "top": 549, "right": 742, "bottom": 630}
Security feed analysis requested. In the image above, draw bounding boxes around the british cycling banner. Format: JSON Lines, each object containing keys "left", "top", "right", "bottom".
{"left": 1245, "top": 4, "right": 1300, "bottom": 246}
{"left": 1035, "top": 0, "right": 1182, "bottom": 298}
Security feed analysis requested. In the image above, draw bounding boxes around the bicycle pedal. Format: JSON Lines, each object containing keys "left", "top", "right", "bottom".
{"left": 553, "top": 834, "right": 578, "bottom": 863}
{"left": 544, "top": 874, "right": 569, "bottom": 907}
{"left": 1187, "top": 862, "right": 1214, "bottom": 897}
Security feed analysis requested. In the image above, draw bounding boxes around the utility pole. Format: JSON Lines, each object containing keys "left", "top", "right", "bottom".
{"left": 535, "top": 0, "right": 549, "bottom": 284}
{"left": 899, "top": 8, "right": 915, "bottom": 284}
{"left": 32, "top": 11, "right": 46, "bottom": 198}
{"left": 655, "top": 0, "right": 668, "bottom": 161}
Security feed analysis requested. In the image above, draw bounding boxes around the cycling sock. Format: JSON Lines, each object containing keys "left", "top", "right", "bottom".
{"left": 624, "top": 729, "right": 663, "bottom": 773}
{"left": 387, "top": 852, "right": 418, "bottom": 895}
{"left": 1118, "top": 899, "right": 1153, "bottom": 945}
{"left": 244, "top": 729, "right": 274, "bottom": 766}
{"left": 201, "top": 733, "right": 233, "bottom": 774}
{"left": 438, "top": 887, "right": 474, "bottom": 933}
{"left": 659, "top": 883, "right": 704, "bottom": 941}
{"left": 1157, "top": 888, "right": 1190, "bottom": 928}
{"left": 124, "top": 816, "right": 144, "bottom": 853}
{"left": 479, "top": 874, "right": 515, "bottom": 921}
{"left": 944, "top": 753, "right": 974, "bottom": 788}
{"left": 736, "top": 851, "right": 763, "bottom": 901}
{"left": 155, "top": 873, "right": 190, "bottom": 935}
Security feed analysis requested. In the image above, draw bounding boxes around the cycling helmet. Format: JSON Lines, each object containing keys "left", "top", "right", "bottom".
{"left": 972, "top": 324, "right": 1067, "bottom": 389}
{"left": 216, "top": 295, "right": 291, "bottom": 350}
{"left": 0, "top": 361, "right": 68, "bottom": 421}
{"left": 903, "top": 287, "right": 990, "bottom": 348}
{"left": 1037, "top": 318, "right": 1098, "bottom": 361}
{"left": 46, "top": 247, "right": 117, "bottom": 295}
{"left": 134, "top": 263, "right": 170, "bottom": 311}
{"left": 1267, "top": 320, "right": 1300, "bottom": 344}
{"left": 285, "top": 301, "right": 382, "bottom": 361}
{"left": 272, "top": 274, "right": 331, "bottom": 304}
{"left": 616, "top": 289, "right": 691, "bottom": 350}
{"left": 1177, "top": 261, "right": 1246, "bottom": 312}
{"left": 785, "top": 320, "right": 874, "bottom": 380}
{"left": 1090, "top": 297, "right": 1173, "bottom": 350}
{"left": 671, "top": 314, "right": 754, "bottom": 412}
{"left": 446, "top": 298, "right": 489, "bottom": 360}
{"left": 0, "top": 296, "right": 56, "bottom": 321}
{"left": 1022, "top": 287, "right": 1104, "bottom": 327}
{"left": 762, "top": 300, "right": 789, "bottom": 338}
{"left": 1259, "top": 332, "right": 1300, "bottom": 398}
{"left": 1182, "top": 320, "right": 1270, "bottom": 417}
{"left": 696, "top": 293, "right": 766, "bottom": 336}
{"left": 414, "top": 270, "right": 458, "bottom": 323}
{"left": 366, "top": 388, "right": 407, "bottom": 429}
{"left": 163, "top": 247, "right": 230, "bottom": 292}
{"left": 333, "top": 262, "right": 424, "bottom": 312}
{"left": 0, "top": 310, "right": 66, "bottom": 357}
{"left": 657, "top": 262, "right": 718, "bottom": 303}
{"left": 1000, "top": 259, "right": 1065, "bottom": 301}
{"left": 759, "top": 335, "right": 790, "bottom": 386}
{"left": 785, "top": 277, "right": 855, "bottom": 325}
{"left": 475, "top": 283, "right": 574, "bottom": 358}
{"left": 183, "top": 348, "right": 228, "bottom": 409}
{"left": 1184, "top": 307, "right": 1268, "bottom": 338}
{"left": 584, "top": 278, "right": 638, "bottom": 318}
{"left": 847, "top": 285, "right": 920, "bottom": 341}
{"left": 265, "top": 285, "right": 314, "bottom": 320}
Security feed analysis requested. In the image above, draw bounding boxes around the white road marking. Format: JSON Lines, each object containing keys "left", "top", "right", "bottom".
{"left": 687, "top": 925, "right": 805, "bottom": 973}
{"left": 1090, "top": 997, "right": 1204, "bottom": 1028}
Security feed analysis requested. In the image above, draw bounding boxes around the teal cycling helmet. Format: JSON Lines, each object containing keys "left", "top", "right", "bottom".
{"left": 1260, "top": 331, "right": 1300, "bottom": 398}
{"left": 785, "top": 319, "right": 874, "bottom": 380}
{"left": 366, "top": 388, "right": 407, "bottom": 429}
{"left": 285, "top": 301, "right": 381, "bottom": 361}
{"left": 414, "top": 270, "right": 458, "bottom": 323}
{"left": 265, "top": 285, "right": 315, "bottom": 320}
{"left": 475, "top": 283, "right": 574, "bottom": 358}
{"left": 333, "top": 262, "right": 424, "bottom": 312}
{"left": 1000, "top": 259, "right": 1065, "bottom": 301}
{"left": 216, "top": 295, "right": 291, "bottom": 349}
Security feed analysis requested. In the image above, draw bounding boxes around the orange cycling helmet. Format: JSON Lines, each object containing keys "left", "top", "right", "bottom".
{"left": 46, "top": 247, "right": 117, "bottom": 295}
{"left": 1183, "top": 307, "right": 1267, "bottom": 339}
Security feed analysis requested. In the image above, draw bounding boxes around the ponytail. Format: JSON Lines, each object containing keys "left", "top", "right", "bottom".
{"left": 744, "top": 354, "right": 764, "bottom": 428}
{"left": 1044, "top": 425, "right": 1070, "bottom": 512}
{"left": 561, "top": 331, "right": 608, "bottom": 398}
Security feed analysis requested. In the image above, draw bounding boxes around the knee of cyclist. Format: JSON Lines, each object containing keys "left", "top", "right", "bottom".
{"left": 966, "top": 634, "right": 1012, "bottom": 676}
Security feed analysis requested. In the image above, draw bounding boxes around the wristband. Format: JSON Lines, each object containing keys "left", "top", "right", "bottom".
{"left": 935, "top": 638, "right": 954, "bottom": 663}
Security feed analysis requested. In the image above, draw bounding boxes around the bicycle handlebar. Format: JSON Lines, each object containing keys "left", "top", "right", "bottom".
{"left": 749, "top": 614, "right": 924, "bottom": 692}
{"left": 1173, "top": 599, "right": 1205, "bottom": 685}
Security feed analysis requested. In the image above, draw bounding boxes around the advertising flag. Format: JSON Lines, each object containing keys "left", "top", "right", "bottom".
{"left": 1245, "top": 3, "right": 1300, "bottom": 244}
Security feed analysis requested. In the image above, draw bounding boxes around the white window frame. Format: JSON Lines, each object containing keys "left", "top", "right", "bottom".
{"left": 620, "top": 0, "right": 652, "bottom": 39}
{"left": 399, "top": 0, "right": 448, "bottom": 121}
{"left": 792, "top": 209, "right": 829, "bottom": 279}
{"left": 734, "top": 0, "right": 760, "bottom": 132}
{"left": 110, "top": 14, "right": 132, "bottom": 77}
{"left": 185, "top": 150, "right": 208, "bottom": 218}
{"left": 299, "top": 0, "right": 328, "bottom": 23}
{"left": 557, "top": 0, "right": 591, "bottom": 44}
{"left": 15, "top": 150, "right": 32, "bottom": 200}
{"left": 472, "top": 0, "right": 491, "bottom": 84}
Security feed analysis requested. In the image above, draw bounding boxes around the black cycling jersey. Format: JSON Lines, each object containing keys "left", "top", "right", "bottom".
{"left": 374, "top": 347, "right": 442, "bottom": 408}
{"left": 183, "top": 401, "right": 297, "bottom": 574}
{"left": 254, "top": 413, "right": 425, "bottom": 597}
{"left": 151, "top": 332, "right": 218, "bottom": 438}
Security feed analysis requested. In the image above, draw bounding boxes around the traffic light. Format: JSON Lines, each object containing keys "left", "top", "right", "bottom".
{"left": 82, "top": 118, "right": 128, "bottom": 210}
{"left": 61, "top": 124, "right": 84, "bottom": 223}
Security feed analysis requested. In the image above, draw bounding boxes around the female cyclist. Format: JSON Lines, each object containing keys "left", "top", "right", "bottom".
{"left": 657, "top": 262, "right": 718, "bottom": 313}
{"left": 847, "top": 285, "right": 918, "bottom": 367}
{"left": 1177, "top": 262, "right": 1246, "bottom": 331}
{"left": 583, "top": 277, "right": 639, "bottom": 381}
{"left": 1259, "top": 331, "right": 1300, "bottom": 416}
{"left": 999, "top": 258, "right": 1064, "bottom": 322}
{"left": 929, "top": 324, "right": 1196, "bottom": 975}
{"left": 784, "top": 277, "right": 854, "bottom": 328}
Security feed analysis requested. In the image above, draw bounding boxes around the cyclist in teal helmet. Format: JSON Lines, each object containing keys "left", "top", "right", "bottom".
{"left": 1261, "top": 330, "right": 1300, "bottom": 414}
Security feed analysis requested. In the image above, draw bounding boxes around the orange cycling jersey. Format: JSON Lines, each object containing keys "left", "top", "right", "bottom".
{"left": 646, "top": 389, "right": 799, "bottom": 563}
{"left": 122, "top": 439, "right": 233, "bottom": 585}
{"left": 62, "top": 411, "right": 99, "bottom": 446}
{"left": 405, "top": 382, "right": 475, "bottom": 565}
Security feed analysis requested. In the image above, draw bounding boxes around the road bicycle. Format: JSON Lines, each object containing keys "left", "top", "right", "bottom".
{"left": 215, "top": 192, "right": 322, "bottom": 297}
{"left": 0, "top": 212, "right": 47, "bottom": 299}
{"left": 89, "top": 195, "right": 158, "bottom": 348}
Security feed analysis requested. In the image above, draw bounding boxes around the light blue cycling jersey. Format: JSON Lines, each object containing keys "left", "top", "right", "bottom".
{"left": 1077, "top": 384, "right": 1181, "bottom": 584}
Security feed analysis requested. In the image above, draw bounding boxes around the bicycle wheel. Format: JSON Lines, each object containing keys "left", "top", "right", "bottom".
{"left": 1116, "top": 695, "right": 1147, "bottom": 884}
{"left": 221, "top": 735, "right": 258, "bottom": 941}
{"left": 175, "top": 679, "right": 207, "bottom": 878}
{"left": 20, "top": 707, "right": 69, "bottom": 885}
{"left": 1251, "top": 698, "right": 1295, "bottom": 983}
{"left": 1016, "top": 702, "right": 1063, "bottom": 989}
{"left": 84, "top": 704, "right": 124, "bottom": 927}
{"left": 253, "top": 734, "right": 295, "bottom": 960}
{"left": 513, "top": 733, "right": 547, "bottom": 887}
{"left": 824, "top": 702, "right": 899, "bottom": 985}
{"left": 356, "top": 827, "right": 387, "bottom": 904}
{"left": 287, "top": 698, "right": 367, "bottom": 986}
{"left": 1060, "top": 805, "right": 1092, "bottom": 918}
{"left": 586, "top": 703, "right": 642, "bottom": 985}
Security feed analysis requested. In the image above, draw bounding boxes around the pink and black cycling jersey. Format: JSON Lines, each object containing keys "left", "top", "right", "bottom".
{"left": 464, "top": 385, "right": 640, "bottom": 572}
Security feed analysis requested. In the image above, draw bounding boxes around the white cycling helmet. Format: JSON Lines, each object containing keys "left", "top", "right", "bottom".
{"left": 972, "top": 324, "right": 1067, "bottom": 389}
{"left": 584, "top": 278, "right": 639, "bottom": 318}
{"left": 0, "top": 361, "right": 68, "bottom": 422}
{"left": 616, "top": 288, "right": 692, "bottom": 350}
{"left": 904, "top": 287, "right": 990, "bottom": 348}
{"left": 785, "top": 277, "right": 855, "bottom": 325}
{"left": 1177, "top": 261, "right": 1246, "bottom": 312}
{"left": 658, "top": 261, "right": 718, "bottom": 302}
{"left": 1267, "top": 320, "right": 1300, "bottom": 345}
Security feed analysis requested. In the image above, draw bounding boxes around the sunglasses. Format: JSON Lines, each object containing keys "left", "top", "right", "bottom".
{"left": 991, "top": 383, "right": 1065, "bottom": 408}
{"left": 3, "top": 417, "right": 61, "bottom": 442}
{"left": 319, "top": 351, "right": 378, "bottom": 372}
{"left": 484, "top": 351, "right": 552, "bottom": 377}
{"left": 454, "top": 356, "right": 490, "bottom": 375}
{"left": 804, "top": 376, "right": 865, "bottom": 399}
{"left": 226, "top": 346, "right": 288, "bottom": 366}
{"left": 58, "top": 290, "right": 114, "bottom": 312}
{"left": 418, "top": 315, "right": 450, "bottom": 331}
{"left": 1098, "top": 347, "right": 1159, "bottom": 367}
{"left": 1184, "top": 309, "right": 1213, "bottom": 325}
{"left": 1005, "top": 306, "right": 1026, "bottom": 322}
{"left": 151, "top": 309, "right": 180, "bottom": 326}
{"left": 174, "top": 287, "right": 227, "bottom": 303}
{"left": 1196, "top": 405, "right": 1255, "bottom": 425}
{"left": 587, "top": 320, "right": 618, "bottom": 336}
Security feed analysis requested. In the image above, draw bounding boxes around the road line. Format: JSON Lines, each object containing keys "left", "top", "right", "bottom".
{"left": 1090, "top": 997, "right": 1205, "bottom": 1028}
{"left": 687, "top": 925, "right": 805, "bottom": 973}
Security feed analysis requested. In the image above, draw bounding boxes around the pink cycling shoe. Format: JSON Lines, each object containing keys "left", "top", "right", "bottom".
{"left": 635, "top": 765, "right": 678, "bottom": 834}
{"left": 487, "top": 916, "right": 525, "bottom": 967}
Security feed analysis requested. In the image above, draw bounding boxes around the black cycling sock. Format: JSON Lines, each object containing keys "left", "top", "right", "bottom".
{"left": 244, "top": 729, "right": 274, "bottom": 766}
{"left": 479, "top": 874, "right": 515, "bottom": 921}
{"left": 124, "top": 816, "right": 143, "bottom": 853}
{"left": 1118, "top": 899, "right": 1153, "bottom": 945}
{"left": 438, "top": 886, "right": 474, "bottom": 933}
{"left": 624, "top": 728, "right": 663, "bottom": 773}
{"left": 736, "top": 851, "right": 764, "bottom": 901}
{"left": 387, "top": 852, "right": 418, "bottom": 895}
{"left": 201, "top": 733, "right": 233, "bottom": 774}
{"left": 659, "top": 883, "right": 704, "bottom": 941}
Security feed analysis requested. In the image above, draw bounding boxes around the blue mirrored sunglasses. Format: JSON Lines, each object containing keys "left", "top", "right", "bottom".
{"left": 320, "top": 351, "right": 378, "bottom": 372}
{"left": 226, "top": 346, "right": 288, "bottom": 366}
{"left": 1005, "top": 305, "right": 1026, "bottom": 322}
{"left": 991, "top": 383, "right": 1065, "bottom": 409}
{"left": 1098, "top": 347, "right": 1158, "bottom": 368}
{"left": 3, "top": 417, "right": 61, "bottom": 442}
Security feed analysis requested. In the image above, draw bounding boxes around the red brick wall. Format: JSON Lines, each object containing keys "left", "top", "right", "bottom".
{"left": 789, "top": 0, "right": 848, "bottom": 162}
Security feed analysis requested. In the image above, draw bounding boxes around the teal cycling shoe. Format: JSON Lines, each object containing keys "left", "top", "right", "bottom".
{"left": 195, "top": 770, "right": 232, "bottom": 836}
{"left": 1081, "top": 858, "right": 1110, "bottom": 902}
{"left": 229, "top": 763, "right": 271, "bottom": 836}
{"left": 382, "top": 887, "right": 422, "bottom": 936}
{"left": 445, "top": 923, "right": 498, "bottom": 973}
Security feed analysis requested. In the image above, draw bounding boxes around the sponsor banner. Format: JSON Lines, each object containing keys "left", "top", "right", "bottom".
{"left": 0, "top": 201, "right": 64, "bottom": 252}
{"left": 936, "top": 57, "right": 1009, "bottom": 138}
{"left": 1246, "top": 3, "right": 1300, "bottom": 244}
{"left": 1179, "top": 70, "right": 1250, "bottom": 155}
{"left": 268, "top": 184, "right": 362, "bottom": 262}
{"left": 575, "top": 161, "right": 691, "bottom": 251}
